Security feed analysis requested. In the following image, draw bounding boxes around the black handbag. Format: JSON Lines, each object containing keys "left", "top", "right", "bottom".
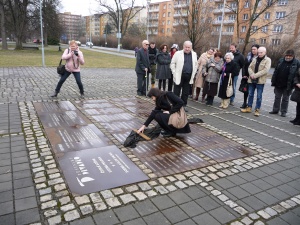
{"left": 57, "top": 59, "right": 66, "bottom": 76}
{"left": 290, "top": 88, "right": 300, "bottom": 103}
{"left": 57, "top": 48, "right": 69, "bottom": 76}
{"left": 239, "top": 79, "right": 248, "bottom": 93}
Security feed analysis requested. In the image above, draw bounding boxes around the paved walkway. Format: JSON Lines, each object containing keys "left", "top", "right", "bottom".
{"left": 0, "top": 66, "right": 299, "bottom": 225}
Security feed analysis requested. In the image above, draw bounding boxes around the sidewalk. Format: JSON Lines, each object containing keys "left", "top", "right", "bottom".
{"left": 0, "top": 66, "right": 299, "bottom": 225}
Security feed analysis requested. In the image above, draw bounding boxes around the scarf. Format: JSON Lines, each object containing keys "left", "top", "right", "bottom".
{"left": 220, "top": 62, "right": 227, "bottom": 86}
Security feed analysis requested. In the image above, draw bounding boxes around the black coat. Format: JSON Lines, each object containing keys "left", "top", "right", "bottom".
{"left": 218, "top": 61, "right": 239, "bottom": 99}
{"left": 135, "top": 48, "right": 150, "bottom": 74}
{"left": 271, "top": 57, "right": 300, "bottom": 92}
{"left": 144, "top": 92, "right": 191, "bottom": 134}
{"left": 155, "top": 52, "right": 171, "bottom": 80}
{"left": 232, "top": 50, "right": 245, "bottom": 76}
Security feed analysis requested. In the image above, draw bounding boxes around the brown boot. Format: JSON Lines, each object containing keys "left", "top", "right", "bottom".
{"left": 193, "top": 87, "right": 200, "bottom": 100}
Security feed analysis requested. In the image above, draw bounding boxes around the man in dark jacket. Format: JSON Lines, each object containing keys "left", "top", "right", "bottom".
{"left": 269, "top": 49, "right": 300, "bottom": 117}
{"left": 148, "top": 42, "right": 158, "bottom": 88}
{"left": 229, "top": 43, "right": 245, "bottom": 105}
{"left": 135, "top": 40, "right": 151, "bottom": 96}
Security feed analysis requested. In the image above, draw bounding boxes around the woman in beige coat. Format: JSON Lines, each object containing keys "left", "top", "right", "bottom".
{"left": 193, "top": 48, "right": 214, "bottom": 101}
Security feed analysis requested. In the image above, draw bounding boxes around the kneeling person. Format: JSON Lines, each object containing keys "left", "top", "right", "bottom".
{"left": 137, "top": 88, "right": 191, "bottom": 137}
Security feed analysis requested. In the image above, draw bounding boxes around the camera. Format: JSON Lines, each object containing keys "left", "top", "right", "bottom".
{"left": 74, "top": 50, "right": 78, "bottom": 56}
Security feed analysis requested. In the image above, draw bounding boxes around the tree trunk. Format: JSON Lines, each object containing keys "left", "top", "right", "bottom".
{"left": 0, "top": 0, "right": 7, "bottom": 50}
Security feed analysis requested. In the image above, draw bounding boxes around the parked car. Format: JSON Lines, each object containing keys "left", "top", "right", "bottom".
{"left": 86, "top": 42, "right": 93, "bottom": 48}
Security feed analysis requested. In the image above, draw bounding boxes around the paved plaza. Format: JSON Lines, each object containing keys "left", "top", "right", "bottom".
{"left": 0, "top": 66, "right": 299, "bottom": 225}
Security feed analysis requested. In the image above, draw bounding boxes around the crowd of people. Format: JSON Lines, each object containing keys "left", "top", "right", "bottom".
{"left": 135, "top": 39, "right": 300, "bottom": 134}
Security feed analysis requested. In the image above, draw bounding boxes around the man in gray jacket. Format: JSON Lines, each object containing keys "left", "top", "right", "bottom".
{"left": 135, "top": 40, "right": 151, "bottom": 96}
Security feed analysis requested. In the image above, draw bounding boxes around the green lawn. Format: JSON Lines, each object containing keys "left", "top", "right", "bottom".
{"left": 0, "top": 45, "right": 135, "bottom": 68}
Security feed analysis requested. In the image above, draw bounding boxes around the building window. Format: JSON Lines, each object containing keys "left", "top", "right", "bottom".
{"left": 168, "top": 4, "right": 172, "bottom": 9}
{"left": 162, "top": 21, "right": 165, "bottom": 25}
{"left": 227, "top": 26, "right": 234, "bottom": 32}
{"left": 273, "top": 25, "right": 283, "bottom": 32}
{"left": 261, "top": 25, "right": 268, "bottom": 32}
{"left": 276, "top": 11, "right": 286, "bottom": 19}
{"left": 239, "top": 38, "right": 245, "bottom": 44}
{"left": 253, "top": 13, "right": 259, "bottom": 19}
{"left": 231, "top": 2, "right": 237, "bottom": 9}
{"left": 167, "top": 20, "right": 170, "bottom": 25}
{"left": 163, "top": 13, "right": 166, "bottom": 17}
{"left": 252, "top": 26, "right": 258, "bottom": 32}
{"left": 218, "top": 3, "right": 224, "bottom": 9}
{"left": 241, "top": 26, "right": 246, "bottom": 32}
{"left": 278, "top": 0, "right": 288, "bottom": 5}
{"left": 272, "top": 39, "right": 281, "bottom": 45}
{"left": 258, "top": 0, "right": 262, "bottom": 7}
{"left": 168, "top": 12, "right": 171, "bottom": 17}
{"left": 264, "top": 12, "right": 270, "bottom": 19}
{"left": 161, "top": 28, "right": 165, "bottom": 33}
{"left": 167, "top": 28, "right": 170, "bottom": 33}
{"left": 260, "top": 39, "right": 266, "bottom": 44}
{"left": 244, "top": 1, "right": 249, "bottom": 8}
{"left": 163, "top": 4, "right": 166, "bottom": 9}
{"left": 217, "top": 15, "right": 223, "bottom": 21}
{"left": 250, "top": 38, "right": 256, "bottom": 43}
{"left": 228, "top": 14, "right": 236, "bottom": 20}
{"left": 216, "top": 26, "right": 220, "bottom": 32}
{"left": 243, "top": 14, "right": 248, "bottom": 20}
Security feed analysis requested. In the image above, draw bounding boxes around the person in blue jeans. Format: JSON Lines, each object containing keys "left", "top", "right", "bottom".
{"left": 241, "top": 47, "right": 271, "bottom": 117}
{"left": 229, "top": 43, "right": 245, "bottom": 106}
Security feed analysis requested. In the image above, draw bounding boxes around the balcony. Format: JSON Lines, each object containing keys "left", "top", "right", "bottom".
{"left": 213, "top": 20, "right": 235, "bottom": 25}
{"left": 149, "top": 8, "right": 159, "bottom": 12}
{"left": 149, "top": 16, "right": 159, "bottom": 20}
{"left": 174, "top": 13, "right": 188, "bottom": 17}
{"left": 173, "top": 4, "right": 189, "bottom": 8}
{"left": 149, "top": 23, "right": 158, "bottom": 27}
{"left": 213, "top": 8, "right": 234, "bottom": 14}
{"left": 211, "top": 31, "right": 234, "bottom": 35}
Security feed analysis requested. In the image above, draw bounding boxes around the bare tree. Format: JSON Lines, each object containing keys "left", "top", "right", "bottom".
{"left": 96, "top": 0, "right": 144, "bottom": 39}
{"left": 226, "top": 0, "right": 299, "bottom": 54}
{"left": 173, "top": 0, "right": 213, "bottom": 52}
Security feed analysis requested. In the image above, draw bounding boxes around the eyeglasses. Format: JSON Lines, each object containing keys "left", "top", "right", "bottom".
{"left": 285, "top": 55, "right": 293, "bottom": 57}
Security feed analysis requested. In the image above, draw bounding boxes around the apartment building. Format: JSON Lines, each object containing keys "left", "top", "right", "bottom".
{"left": 58, "top": 12, "right": 83, "bottom": 43}
{"left": 148, "top": 0, "right": 300, "bottom": 48}
{"left": 236, "top": 0, "right": 300, "bottom": 47}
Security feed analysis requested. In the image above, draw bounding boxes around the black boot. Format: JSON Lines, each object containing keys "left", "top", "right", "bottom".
{"left": 240, "top": 102, "right": 247, "bottom": 108}
{"left": 50, "top": 91, "right": 58, "bottom": 97}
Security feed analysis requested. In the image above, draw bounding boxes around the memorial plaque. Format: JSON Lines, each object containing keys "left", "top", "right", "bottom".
{"left": 45, "top": 124, "right": 112, "bottom": 156}
{"left": 37, "top": 111, "right": 89, "bottom": 128}
{"left": 92, "top": 113, "right": 134, "bottom": 123}
{"left": 59, "top": 145, "right": 149, "bottom": 195}
{"left": 34, "top": 101, "right": 77, "bottom": 113}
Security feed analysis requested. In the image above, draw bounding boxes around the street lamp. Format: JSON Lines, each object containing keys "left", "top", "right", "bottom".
{"left": 117, "top": 0, "right": 121, "bottom": 52}
{"left": 39, "top": 0, "right": 45, "bottom": 67}
{"left": 147, "top": 0, "right": 151, "bottom": 40}
{"left": 217, "top": 0, "right": 226, "bottom": 50}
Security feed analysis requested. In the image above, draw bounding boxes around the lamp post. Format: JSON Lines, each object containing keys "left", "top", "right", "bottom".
{"left": 39, "top": 0, "right": 45, "bottom": 67}
{"left": 147, "top": 0, "right": 151, "bottom": 40}
{"left": 117, "top": 0, "right": 121, "bottom": 52}
{"left": 217, "top": 0, "right": 226, "bottom": 50}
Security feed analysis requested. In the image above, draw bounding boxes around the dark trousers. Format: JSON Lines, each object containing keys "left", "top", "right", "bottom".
{"left": 296, "top": 103, "right": 300, "bottom": 121}
{"left": 168, "top": 73, "right": 173, "bottom": 92}
{"left": 173, "top": 73, "right": 192, "bottom": 106}
{"left": 158, "top": 79, "right": 166, "bottom": 91}
{"left": 55, "top": 71, "right": 84, "bottom": 94}
{"left": 272, "top": 87, "right": 290, "bottom": 114}
{"left": 137, "top": 72, "right": 149, "bottom": 95}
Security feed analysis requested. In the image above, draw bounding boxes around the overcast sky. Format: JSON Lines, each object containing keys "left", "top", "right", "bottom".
{"left": 60, "top": 0, "right": 166, "bottom": 16}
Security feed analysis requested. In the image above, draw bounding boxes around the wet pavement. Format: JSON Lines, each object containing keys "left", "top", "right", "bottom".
{"left": 0, "top": 66, "right": 299, "bottom": 225}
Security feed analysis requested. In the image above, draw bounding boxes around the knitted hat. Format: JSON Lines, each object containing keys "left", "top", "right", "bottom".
{"left": 171, "top": 44, "right": 179, "bottom": 50}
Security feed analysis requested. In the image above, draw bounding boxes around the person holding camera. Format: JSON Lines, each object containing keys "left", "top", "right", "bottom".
{"left": 51, "top": 40, "right": 85, "bottom": 98}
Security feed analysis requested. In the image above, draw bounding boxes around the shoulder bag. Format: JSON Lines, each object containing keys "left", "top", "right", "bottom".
{"left": 238, "top": 79, "right": 248, "bottom": 93}
{"left": 290, "top": 88, "right": 300, "bottom": 103}
{"left": 57, "top": 48, "right": 70, "bottom": 76}
{"left": 226, "top": 73, "right": 233, "bottom": 97}
{"left": 166, "top": 96, "right": 188, "bottom": 129}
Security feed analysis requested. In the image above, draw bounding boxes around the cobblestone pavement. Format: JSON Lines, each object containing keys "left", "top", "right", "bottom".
{"left": 0, "top": 67, "right": 299, "bottom": 225}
